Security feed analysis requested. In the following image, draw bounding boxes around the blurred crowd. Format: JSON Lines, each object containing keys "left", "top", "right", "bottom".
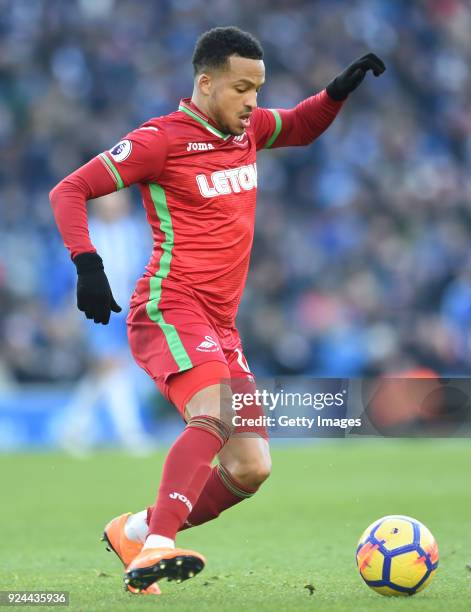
{"left": 2, "top": 0, "right": 471, "bottom": 388}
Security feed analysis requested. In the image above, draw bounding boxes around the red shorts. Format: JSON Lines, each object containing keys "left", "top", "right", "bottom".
{"left": 127, "top": 298, "right": 267, "bottom": 439}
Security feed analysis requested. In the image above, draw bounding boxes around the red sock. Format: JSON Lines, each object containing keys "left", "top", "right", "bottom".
{"left": 147, "top": 464, "right": 257, "bottom": 531}
{"left": 182, "top": 464, "right": 257, "bottom": 528}
{"left": 148, "top": 415, "right": 230, "bottom": 540}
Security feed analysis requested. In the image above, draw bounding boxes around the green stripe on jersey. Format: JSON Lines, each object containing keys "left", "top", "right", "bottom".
{"left": 178, "top": 105, "right": 230, "bottom": 140}
{"left": 99, "top": 153, "right": 124, "bottom": 190}
{"left": 146, "top": 183, "right": 193, "bottom": 371}
{"left": 264, "top": 109, "right": 282, "bottom": 149}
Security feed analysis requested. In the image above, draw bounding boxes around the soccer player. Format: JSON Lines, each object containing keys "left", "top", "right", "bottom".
{"left": 50, "top": 26, "right": 385, "bottom": 595}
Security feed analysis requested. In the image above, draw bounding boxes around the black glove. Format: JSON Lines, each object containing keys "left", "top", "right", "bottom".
{"left": 73, "top": 252, "right": 122, "bottom": 325}
{"left": 326, "top": 53, "right": 386, "bottom": 101}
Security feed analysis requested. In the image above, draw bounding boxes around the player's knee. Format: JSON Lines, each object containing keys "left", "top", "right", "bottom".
{"left": 230, "top": 454, "right": 272, "bottom": 489}
{"left": 251, "top": 458, "right": 272, "bottom": 487}
{"left": 185, "top": 382, "right": 235, "bottom": 428}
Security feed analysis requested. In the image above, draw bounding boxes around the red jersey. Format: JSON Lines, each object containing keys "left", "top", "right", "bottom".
{"left": 50, "top": 91, "right": 343, "bottom": 327}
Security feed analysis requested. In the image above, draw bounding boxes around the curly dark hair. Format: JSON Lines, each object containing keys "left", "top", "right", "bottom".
{"left": 192, "top": 26, "right": 263, "bottom": 75}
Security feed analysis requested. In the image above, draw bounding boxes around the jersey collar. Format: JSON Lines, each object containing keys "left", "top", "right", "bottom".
{"left": 178, "top": 98, "right": 231, "bottom": 141}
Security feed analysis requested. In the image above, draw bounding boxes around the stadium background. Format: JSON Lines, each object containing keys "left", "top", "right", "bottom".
{"left": 2, "top": 2, "right": 471, "bottom": 610}
{"left": 1, "top": 0, "right": 471, "bottom": 445}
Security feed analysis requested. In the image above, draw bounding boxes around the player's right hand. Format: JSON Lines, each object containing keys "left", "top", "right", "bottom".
{"left": 73, "top": 252, "right": 122, "bottom": 325}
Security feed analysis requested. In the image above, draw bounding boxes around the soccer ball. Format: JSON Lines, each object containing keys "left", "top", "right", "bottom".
{"left": 356, "top": 515, "right": 439, "bottom": 596}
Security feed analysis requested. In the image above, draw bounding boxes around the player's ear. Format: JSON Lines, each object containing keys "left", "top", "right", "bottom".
{"left": 197, "top": 73, "right": 212, "bottom": 97}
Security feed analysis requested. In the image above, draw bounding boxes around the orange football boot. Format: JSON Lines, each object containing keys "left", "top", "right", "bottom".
{"left": 102, "top": 512, "right": 161, "bottom": 596}
{"left": 124, "top": 547, "right": 205, "bottom": 591}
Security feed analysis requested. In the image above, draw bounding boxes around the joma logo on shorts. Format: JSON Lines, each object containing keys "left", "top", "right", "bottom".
{"left": 196, "top": 163, "right": 257, "bottom": 197}
{"left": 169, "top": 492, "right": 193, "bottom": 512}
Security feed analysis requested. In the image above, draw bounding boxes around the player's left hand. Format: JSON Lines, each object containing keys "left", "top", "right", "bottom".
{"left": 326, "top": 53, "right": 386, "bottom": 101}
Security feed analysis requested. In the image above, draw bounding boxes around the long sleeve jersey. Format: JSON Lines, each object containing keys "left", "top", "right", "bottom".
{"left": 50, "top": 90, "right": 344, "bottom": 327}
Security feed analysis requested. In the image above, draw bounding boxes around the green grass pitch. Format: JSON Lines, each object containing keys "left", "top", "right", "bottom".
{"left": 2, "top": 440, "right": 470, "bottom": 611}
